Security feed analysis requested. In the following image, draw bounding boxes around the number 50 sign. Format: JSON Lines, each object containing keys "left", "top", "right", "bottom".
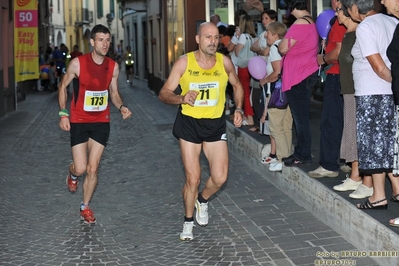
{"left": 15, "top": 10, "right": 38, "bottom": 28}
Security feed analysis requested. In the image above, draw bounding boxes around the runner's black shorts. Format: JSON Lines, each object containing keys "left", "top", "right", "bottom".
{"left": 125, "top": 65, "right": 133, "bottom": 72}
{"left": 173, "top": 111, "right": 227, "bottom": 144}
{"left": 70, "top": 122, "right": 110, "bottom": 147}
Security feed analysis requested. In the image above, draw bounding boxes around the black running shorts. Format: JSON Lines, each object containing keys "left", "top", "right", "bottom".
{"left": 70, "top": 122, "right": 110, "bottom": 147}
{"left": 125, "top": 65, "right": 133, "bottom": 72}
{"left": 173, "top": 111, "right": 227, "bottom": 144}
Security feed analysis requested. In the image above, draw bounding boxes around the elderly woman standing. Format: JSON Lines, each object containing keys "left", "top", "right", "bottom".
{"left": 342, "top": 0, "right": 399, "bottom": 209}
{"left": 332, "top": 0, "right": 374, "bottom": 201}
{"left": 278, "top": 0, "right": 319, "bottom": 166}
{"left": 382, "top": 0, "right": 399, "bottom": 225}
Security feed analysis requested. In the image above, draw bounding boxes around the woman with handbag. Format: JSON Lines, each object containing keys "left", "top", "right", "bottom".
{"left": 260, "top": 22, "right": 291, "bottom": 172}
{"left": 234, "top": 14, "right": 257, "bottom": 126}
{"left": 278, "top": 0, "right": 319, "bottom": 166}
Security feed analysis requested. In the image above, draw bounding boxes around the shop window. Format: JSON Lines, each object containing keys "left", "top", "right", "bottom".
{"left": 167, "top": 0, "right": 184, "bottom": 71}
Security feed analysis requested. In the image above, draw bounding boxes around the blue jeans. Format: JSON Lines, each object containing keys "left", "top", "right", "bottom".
{"left": 319, "top": 74, "right": 343, "bottom": 171}
{"left": 286, "top": 71, "right": 318, "bottom": 161}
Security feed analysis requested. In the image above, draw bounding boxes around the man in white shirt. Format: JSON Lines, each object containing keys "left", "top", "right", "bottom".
{"left": 210, "top": 14, "right": 228, "bottom": 28}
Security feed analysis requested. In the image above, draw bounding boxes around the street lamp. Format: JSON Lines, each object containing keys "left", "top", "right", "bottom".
{"left": 106, "top": 13, "right": 115, "bottom": 29}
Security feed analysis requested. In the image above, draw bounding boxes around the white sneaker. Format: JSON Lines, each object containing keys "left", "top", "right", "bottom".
{"left": 225, "top": 109, "right": 231, "bottom": 115}
{"left": 261, "top": 156, "right": 278, "bottom": 165}
{"left": 308, "top": 166, "right": 339, "bottom": 178}
{"left": 179, "top": 221, "right": 195, "bottom": 241}
{"left": 340, "top": 164, "right": 352, "bottom": 173}
{"left": 349, "top": 184, "right": 373, "bottom": 199}
{"left": 333, "top": 176, "right": 362, "bottom": 191}
{"left": 269, "top": 161, "right": 283, "bottom": 172}
{"left": 195, "top": 200, "right": 209, "bottom": 226}
{"left": 228, "top": 99, "right": 235, "bottom": 108}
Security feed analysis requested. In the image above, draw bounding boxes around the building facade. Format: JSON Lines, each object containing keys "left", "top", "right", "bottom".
{"left": 50, "top": 0, "right": 66, "bottom": 48}
{"left": 0, "top": 0, "right": 15, "bottom": 118}
{"left": 120, "top": 0, "right": 147, "bottom": 81}
{"left": 118, "top": 0, "right": 339, "bottom": 95}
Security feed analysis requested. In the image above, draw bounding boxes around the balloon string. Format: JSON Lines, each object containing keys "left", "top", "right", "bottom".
{"left": 318, "top": 45, "right": 324, "bottom": 76}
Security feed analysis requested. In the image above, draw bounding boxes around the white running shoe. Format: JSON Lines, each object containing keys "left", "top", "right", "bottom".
{"left": 333, "top": 176, "right": 362, "bottom": 191}
{"left": 195, "top": 200, "right": 209, "bottom": 226}
{"left": 269, "top": 161, "right": 283, "bottom": 172}
{"left": 179, "top": 221, "right": 195, "bottom": 241}
{"left": 349, "top": 184, "right": 373, "bottom": 199}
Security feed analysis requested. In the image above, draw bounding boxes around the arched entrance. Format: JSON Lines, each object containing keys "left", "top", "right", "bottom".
{"left": 56, "top": 31, "right": 63, "bottom": 47}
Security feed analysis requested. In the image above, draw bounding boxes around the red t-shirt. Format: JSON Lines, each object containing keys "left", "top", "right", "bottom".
{"left": 70, "top": 53, "right": 115, "bottom": 123}
{"left": 70, "top": 51, "right": 83, "bottom": 60}
{"left": 325, "top": 19, "right": 346, "bottom": 75}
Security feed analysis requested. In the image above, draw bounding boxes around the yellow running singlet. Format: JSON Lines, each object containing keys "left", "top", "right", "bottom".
{"left": 180, "top": 52, "right": 228, "bottom": 119}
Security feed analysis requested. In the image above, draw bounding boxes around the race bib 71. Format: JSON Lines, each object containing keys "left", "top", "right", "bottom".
{"left": 189, "top": 82, "right": 219, "bottom": 106}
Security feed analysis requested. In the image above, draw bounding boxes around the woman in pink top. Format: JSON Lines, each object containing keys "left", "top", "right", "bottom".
{"left": 278, "top": 0, "right": 319, "bottom": 166}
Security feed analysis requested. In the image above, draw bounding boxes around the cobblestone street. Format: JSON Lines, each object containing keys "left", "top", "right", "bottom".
{"left": 0, "top": 77, "right": 378, "bottom": 266}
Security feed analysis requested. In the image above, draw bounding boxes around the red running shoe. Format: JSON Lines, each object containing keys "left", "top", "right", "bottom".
{"left": 80, "top": 206, "right": 96, "bottom": 224}
{"left": 66, "top": 174, "right": 78, "bottom": 193}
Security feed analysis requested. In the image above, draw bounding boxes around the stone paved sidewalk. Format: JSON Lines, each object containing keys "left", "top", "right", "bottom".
{"left": 0, "top": 77, "right": 378, "bottom": 265}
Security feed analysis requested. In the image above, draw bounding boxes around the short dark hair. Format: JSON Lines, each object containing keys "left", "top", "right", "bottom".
{"left": 90, "top": 24, "right": 110, "bottom": 40}
{"left": 225, "top": 25, "right": 236, "bottom": 38}
{"left": 288, "top": 0, "right": 309, "bottom": 11}
{"left": 261, "top": 9, "right": 278, "bottom": 21}
{"left": 218, "top": 25, "right": 227, "bottom": 35}
{"left": 338, "top": 1, "right": 351, "bottom": 17}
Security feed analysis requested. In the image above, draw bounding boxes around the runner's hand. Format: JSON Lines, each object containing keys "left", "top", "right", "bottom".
{"left": 233, "top": 110, "right": 243, "bottom": 128}
{"left": 120, "top": 106, "right": 132, "bottom": 120}
{"left": 59, "top": 117, "right": 70, "bottom": 131}
{"left": 183, "top": 90, "right": 199, "bottom": 107}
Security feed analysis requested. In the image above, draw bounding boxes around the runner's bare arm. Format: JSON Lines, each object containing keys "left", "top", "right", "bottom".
{"left": 158, "top": 55, "right": 198, "bottom": 106}
{"left": 223, "top": 55, "right": 243, "bottom": 127}
{"left": 58, "top": 58, "right": 80, "bottom": 131}
{"left": 58, "top": 58, "right": 79, "bottom": 110}
{"left": 109, "top": 63, "right": 132, "bottom": 119}
{"left": 224, "top": 55, "right": 243, "bottom": 109}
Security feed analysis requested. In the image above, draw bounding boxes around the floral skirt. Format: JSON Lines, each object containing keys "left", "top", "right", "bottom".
{"left": 356, "top": 95, "right": 395, "bottom": 174}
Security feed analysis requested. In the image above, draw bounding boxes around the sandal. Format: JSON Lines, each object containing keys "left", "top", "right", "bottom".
{"left": 249, "top": 126, "right": 259, "bottom": 132}
{"left": 389, "top": 217, "right": 399, "bottom": 227}
{"left": 357, "top": 198, "right": 388, "bottom": 210}
{"left": 390, "top": 194, "right": 399, "bottom": 203}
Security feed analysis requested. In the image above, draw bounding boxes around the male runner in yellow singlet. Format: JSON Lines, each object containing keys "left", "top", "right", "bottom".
{"left": 159, "top": 22, "right": 244, "bottom": 240}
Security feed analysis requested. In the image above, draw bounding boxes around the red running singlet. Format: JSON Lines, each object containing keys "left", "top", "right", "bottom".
{"left": 70, "top": 53, "right": 116, "bottom": 123}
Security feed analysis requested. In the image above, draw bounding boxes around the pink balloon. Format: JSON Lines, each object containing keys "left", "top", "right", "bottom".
{"left": 248, "top": 56, "right": 267, "bottom": 80}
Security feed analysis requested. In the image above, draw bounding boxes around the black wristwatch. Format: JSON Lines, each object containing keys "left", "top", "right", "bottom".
{"left": 119, "top": 104, "right": 127, "bottom": 112}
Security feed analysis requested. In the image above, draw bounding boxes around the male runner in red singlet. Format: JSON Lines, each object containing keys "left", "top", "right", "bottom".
{"left": 58, "top": 24, "right": 132, "bottom": 224}
{"left": 159, "top": 22, "right": 244, "bottom": 240}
